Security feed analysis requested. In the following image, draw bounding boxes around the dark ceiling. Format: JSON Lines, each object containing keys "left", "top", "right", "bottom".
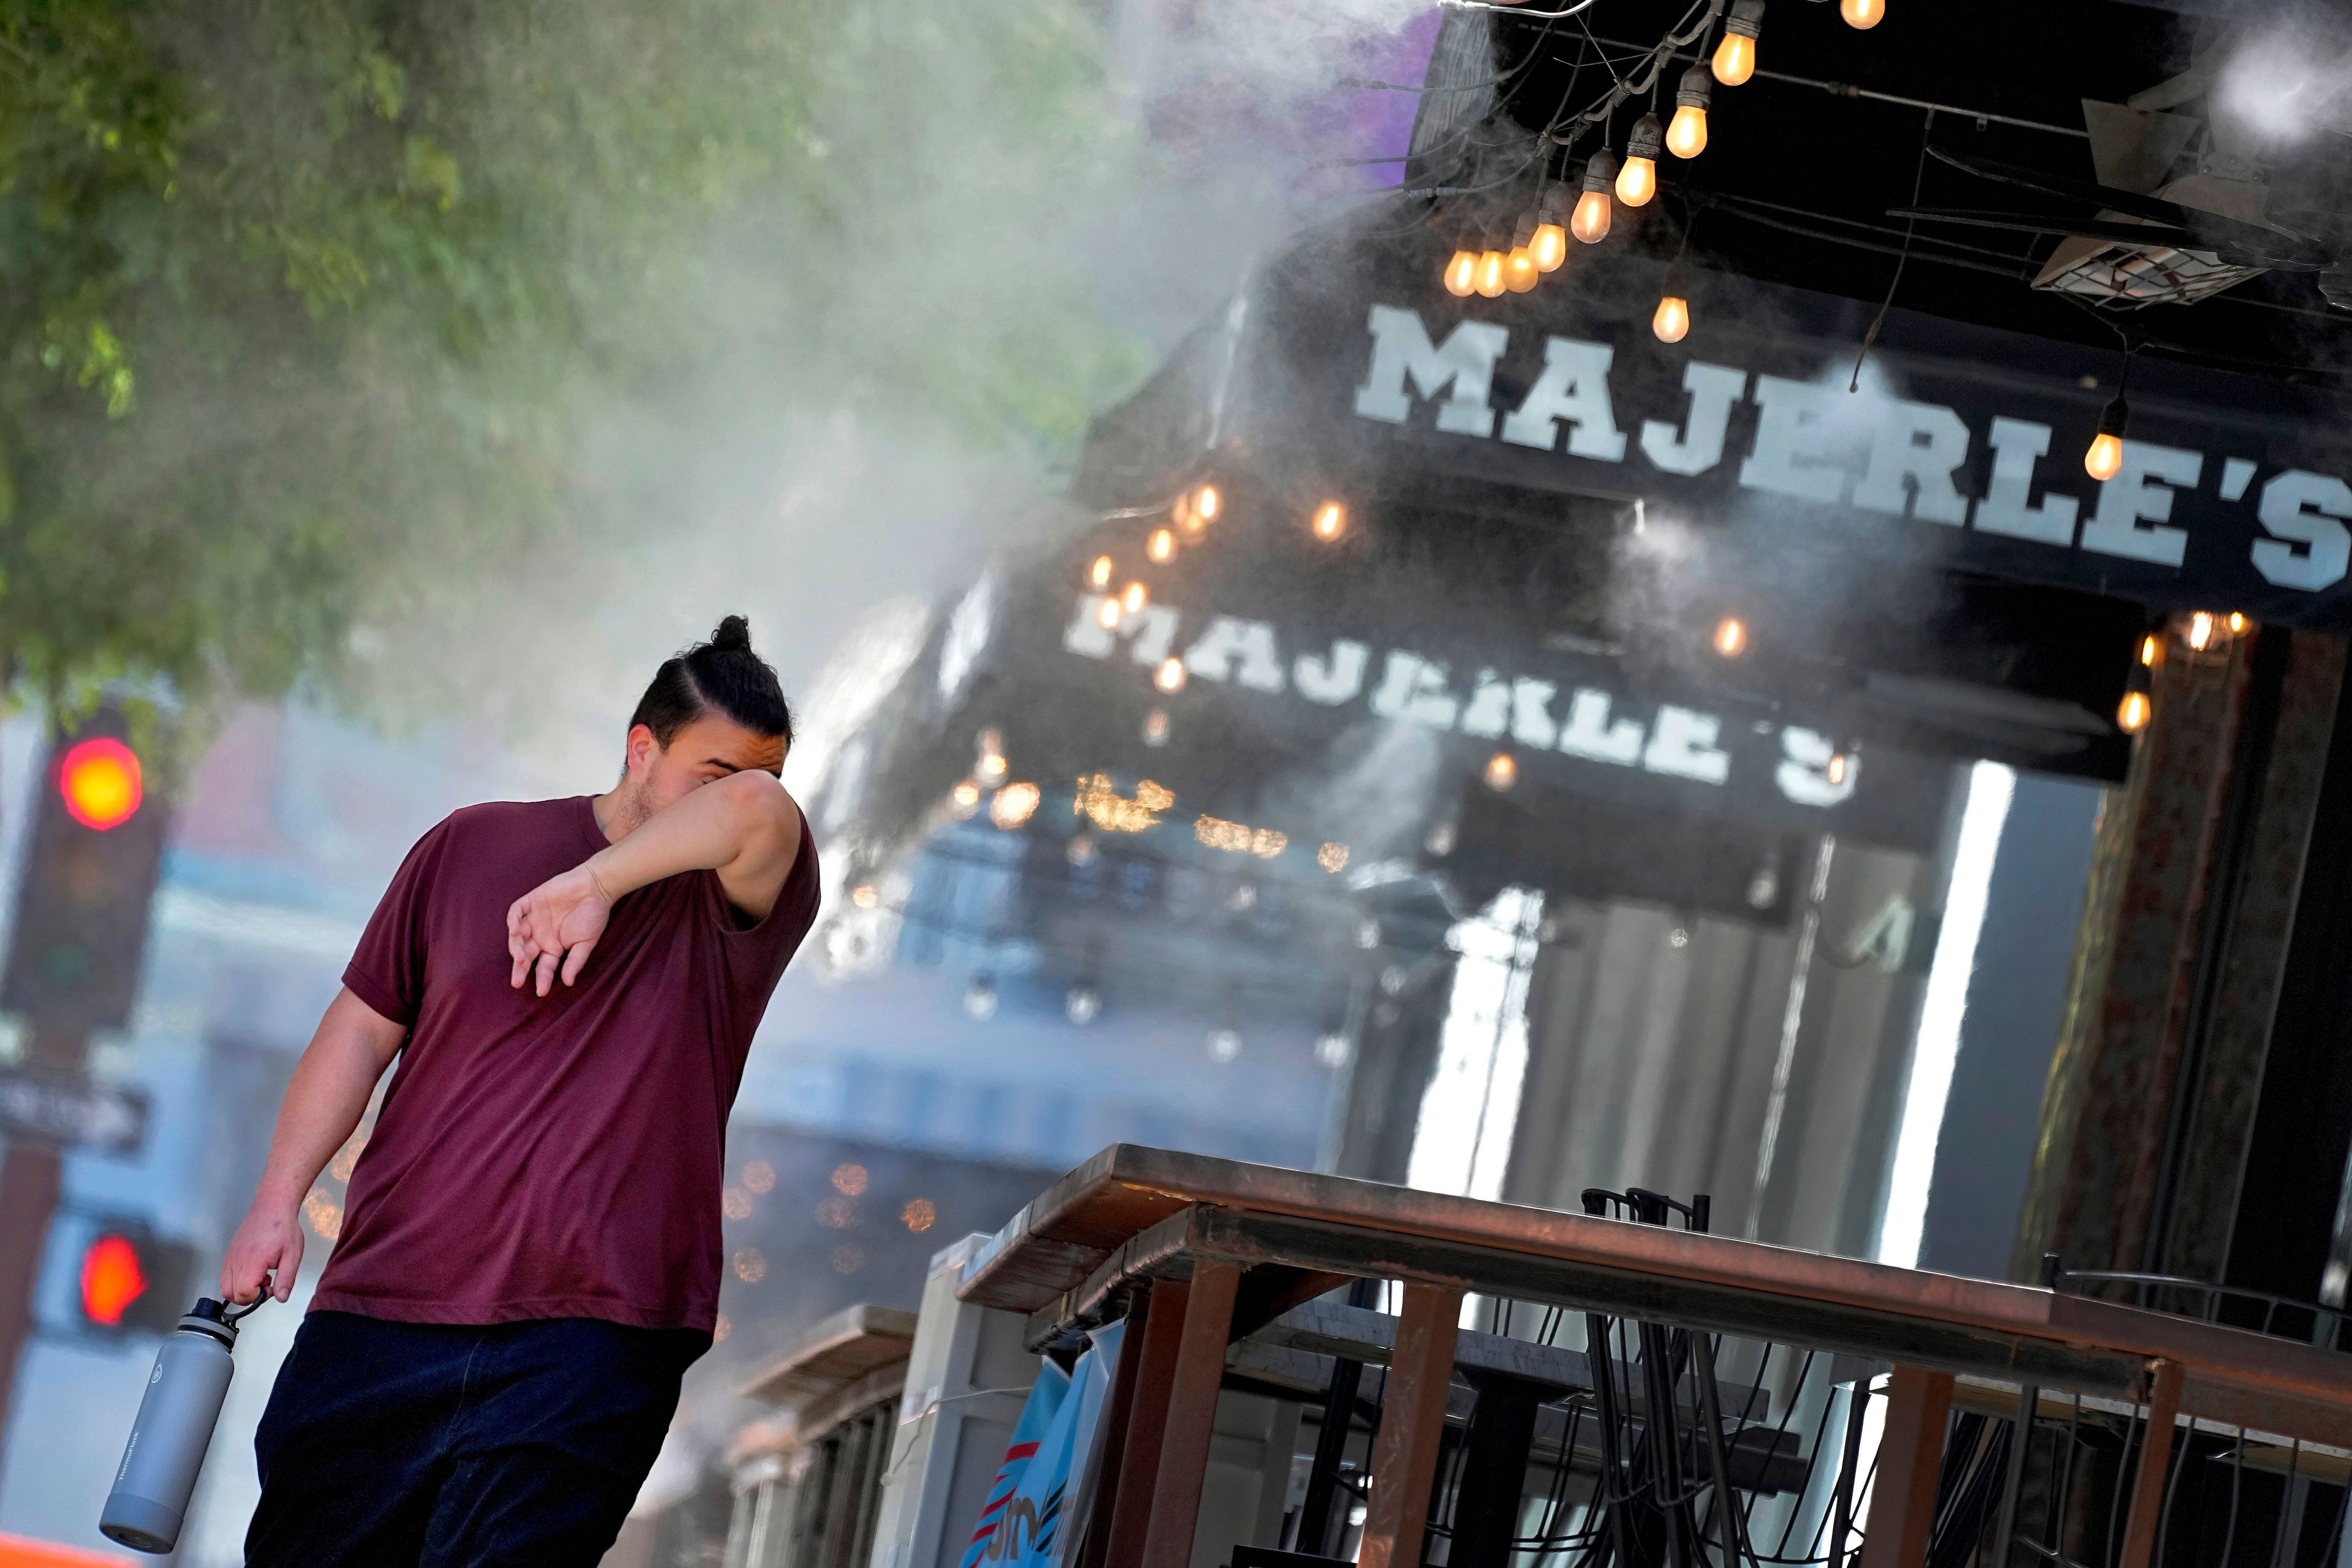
{"left": 1440, "top": 0, "right": 2352, "bottom": 384}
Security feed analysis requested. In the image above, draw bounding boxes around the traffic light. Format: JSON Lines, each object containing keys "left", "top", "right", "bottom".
{"left": 1, "top": 709, "right": 170, "bottom": 1034}
{"left": 75, "top": 1224, "right": 194, "bottom": 1335}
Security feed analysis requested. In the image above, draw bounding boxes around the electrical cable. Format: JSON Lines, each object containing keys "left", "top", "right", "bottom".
{"left": 1853, "top": 108, "right": 1936, "bottom": 391}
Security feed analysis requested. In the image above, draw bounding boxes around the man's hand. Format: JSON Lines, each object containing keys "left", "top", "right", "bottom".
{"left": 508, "top": 864, "right": 616, "bottom": 995}
{"left": 221, "top": 1203, "right": 301, "bottom": 1304}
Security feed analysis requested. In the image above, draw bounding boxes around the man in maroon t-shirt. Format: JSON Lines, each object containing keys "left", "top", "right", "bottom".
{"left": 221, "top": 616, "right": 821, "bottom": 1567}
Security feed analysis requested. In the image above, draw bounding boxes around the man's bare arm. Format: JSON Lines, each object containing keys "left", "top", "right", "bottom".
{"left": 219, "top": 988, "right": 407, "bottom": 1303}
{"left": 507, "top": 772, "right": 803, "bottom": 995}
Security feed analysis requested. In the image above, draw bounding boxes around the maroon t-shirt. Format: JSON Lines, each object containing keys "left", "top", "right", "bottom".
{"left": 312, "top": 795, "right": 819, "bottom": 1333}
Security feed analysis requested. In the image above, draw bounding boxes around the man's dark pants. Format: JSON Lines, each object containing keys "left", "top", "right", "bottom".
{"left": 246, "top": 1310, "right": 707, "bottom": 1567}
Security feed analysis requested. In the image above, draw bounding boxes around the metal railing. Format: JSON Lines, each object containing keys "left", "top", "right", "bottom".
{"left": 950, "top": 1145, "right": 2352, "bottom": 1568}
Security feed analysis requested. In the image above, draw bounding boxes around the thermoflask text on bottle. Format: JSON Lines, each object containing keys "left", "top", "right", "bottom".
{"left": 100, "top": 1293, "right": 266, "bottom": 1554}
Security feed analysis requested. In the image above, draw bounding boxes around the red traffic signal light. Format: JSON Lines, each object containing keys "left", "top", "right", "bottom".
{"left": 58, "top": 737, "right": 143, "bottom": 832}
{"left": 79, "top": 1232, "right": 149, "bottom": 1328}
{"left": 74, "top": 1226, "right": 192, "bottom": 1333}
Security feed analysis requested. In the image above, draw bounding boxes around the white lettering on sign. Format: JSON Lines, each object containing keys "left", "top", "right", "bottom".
{"left": 1643, "top": 706, "right": 1733, "bottom": 783}
{"left": 1640, "top": 362, "right": 1749, "bottom": 477}
{"left": 1183, "top": 617, "right": 1287, "bottom": 692}
{"left": 1063, "top": 597, "right": 1180, "bottom": 663}
{"left": 1499, "top": 336, "right": 1628, "bottom": 459}
{"left": 1349, "top": 304, "right": 2352, "bottom": 602}
{"left": 1370, "top": 650, "right": 1462, "bottom": 727}
{"left": 1852, "top": 399, "right": 1973, "bottom": 526}
{"left": 1065, "top": 594, "right": 1851, "bottom": 807}
{"left": 1556, "top": 688, "right": 1646, "bottom": 766}
{"left": 2081, "top": 442, "right": 2201, "bottom": 567}
{"left": 1972, "top": 418, "right": 2080, "bottom": 546}
{"left": 1778, "top": 728, "right": 1860, "bottom": 807}
{"left": 1294, "top": 638, "right": 1370, "bottom": 703}
{"left": 1353, "top": 304, "right": 1507, "bottom": 438}
{"left": 1740, "top": 375, "right": 1853, "bottom": 505}
{"left": 2253, "top": 471, "right": 2352, "bottom": 591}
{"left": 1460, "top": 669, "right": 1513, "bottom": 738}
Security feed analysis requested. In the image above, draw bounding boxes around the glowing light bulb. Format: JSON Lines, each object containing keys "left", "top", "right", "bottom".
{"left": 2139, "top": 633, "right": 2161, "bottom": 668}
{"left": 1841, "top": 0, "right": 1884, "bottom": 28}
{"left": 1531, "top": 222, "right": 1568, "bottom": 271}
{"left": 1826, "top": 750, "right": 1850, "bottom": 787}
{"left": 1096, "top": 597, "right": 1121, "bottom": 630}
{"left": 2117, "top": 691, "right": 2150, "bottom": 733}
{"left": 1193, "top": 483, "right": 1221, "bottom": 522}
{"left": 2188, "top": 611, "right": 2215, "bottom": 650}
{"left": 1669, "top": 67, "right": 1713, "bottom": 158}
{"left": 1155, "top": 657, "right": 1187, "bottom": 693}
{"left": 1312, "top": 500, "right": 1347, "bottom": 541}
{"left": 1618, "top": 115, "right": 1662, "bottom": 208}
{"left": 1616, "top": 155, "right": 1656, "bottom": 208}
{"left": 1484, "top": 752, "right": 1518, "bottom": 791}
{"left": 1444, "top": 249, "right": 1478, "bottom": 297}
{"left": 1147, "top": 528, "right": 1175, "bottom": 563}
{"left": 1506, "top": 247, "right": 1539, "bottom": 292}
{"left": 1713, "top": 31, "right": 1755, "bottom": 85}
{"left": 1653, "top": 295, "right": 1691, "bottom": 343}
{"left": 1668, "top": 105, "right": 1709, "bottom": 158}
{"left": 1121, "top": 581, "right": 1148, "bottom": 614}
{"left": 1712, "top": 616, "right": 1747, "bottom": 658}
{"left": 1088, "top": 554, "right": 1112, "bottom": 588}
{"left": 1714, "top": 0, "right": 1763, "bottom": 85}
{"left": 1475, "top": 250, "right": 1507, "bottom": 298}
{"left": 1571, "top": 189, "right": 1613, "bottom": 244}
{"left": 2085, "top": 432, "right": 2124, "bottom": 482}
{"left": 2228, "top": 612, "right": 2248, "bottom": 634}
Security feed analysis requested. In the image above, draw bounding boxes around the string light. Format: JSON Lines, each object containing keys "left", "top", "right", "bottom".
{"left": 1668, "top": 67, "right": 1713, "bottom": 158}
{"left": 989, "top": 782, "right": 1041, "bottom": 829}
{"left": 1616, "top": 115, "right": 1662, "bottom": 207}
{"left": 1088, "top": 555, "right": 1112, "bottom": 588}
{"left": 1143, "top": 709, "right": 1170, "bottom": 745}
{"left": 1155, "top": 656, "right": 1188, "bottom": 693}
{"left": 1826, "top": 743, "right": 1856, "bottom": 786}
{"left": 2187, "top": 611, "right": 2215, "bottom": 651}
{"left": 1484, "top": 752, "right": 1519, "bottom": 791}
{"left": 1713, "top": 0, "right": 1763, "bottom": 86}
{"left": 1572, "top": 151, "right": 1618, "bottom": 244}
{"left": 1712, "top": 616, "right": 1748, "bottom": 658}
{"left": 2139, "top": 633, "right": 2162, "bottom": 668}
{"left": 1506, "top": 246, "right": 1540, "bottom": 292}
{"left": 1191, "top": 483, "right": 1221, "bottom": 522}
{"left": 1121, "top": 581, "right": 1148, "bottom": 614}
{"left": 1096, "top": 597, "right": 1121, "bottom": 629}
{"left": 1312, "top": 500, "right": 1348, "bottom": 540}
{"left": 2117, "top": 691, "right": 2151, "bottom": 733}
{"left": 1653, "top": 295, "right": 1691, "bottom": 343}
{"left": 1147, "top": 528, "right": 1175, "bottom": 563}
{"left": 2228, "top": 612, "right": 2248, "bottom": 635}
{"left": 1841, "top": 0, "right": 1885, "bottom": 28}
{"left": 1476, "top": 248, "right": 1507, "bottom": 298}
{"left": 1445, "top": 249, "right": 1478, "bottom": 296}
{"left": 1531, "top": 187, "right": 1570, "bottom": 270}
{"left": 2085, "top": 394, "right": 2128, "bottom": 481}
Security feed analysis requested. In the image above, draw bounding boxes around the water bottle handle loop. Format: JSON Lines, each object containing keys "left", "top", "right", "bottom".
{"left": 222, "top": 1271, "right": 273, "bottom": 1324}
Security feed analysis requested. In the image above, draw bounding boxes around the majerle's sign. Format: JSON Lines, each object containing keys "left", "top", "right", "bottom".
{"left": 1221, "top": 249, "right": 2352, "bottom": 633}
{"left": 1061, "top": 591, "right": 1950, "bottom": 853}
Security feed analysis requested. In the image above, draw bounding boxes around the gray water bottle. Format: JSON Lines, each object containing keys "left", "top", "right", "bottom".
{"left": 100, "top": 1291, "right": 267, "bottom": 1553}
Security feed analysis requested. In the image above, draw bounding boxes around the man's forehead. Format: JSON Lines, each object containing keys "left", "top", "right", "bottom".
{"left": 668, "top": 715, "right": 788, "bottom": 772}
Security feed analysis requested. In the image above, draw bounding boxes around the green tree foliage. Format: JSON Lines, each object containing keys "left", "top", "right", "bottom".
{"left": 0, "top": 0, "right": 1144, "bottom": 707}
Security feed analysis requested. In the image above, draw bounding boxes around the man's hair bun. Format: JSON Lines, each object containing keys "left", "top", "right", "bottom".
{"left": 628, "top": 612, "right": 793, "bottom": 747}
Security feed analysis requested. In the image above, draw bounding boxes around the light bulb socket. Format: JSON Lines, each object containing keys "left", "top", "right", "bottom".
{"left": 1582, "top": 149, "right": 1621, "bottom": 192}
{"left": 1626, "top": 113, "right": 1664, "bottom": 163}
{"left": 2097, "top": 394, "right": 2129, "bottom": 439}
{"left": 1677, "top": 66, "right": 1714, "bottom": 110}
{"left": 1537, "top": 183, "right": 1572, "bottom": 224}
{"left": 1725, "top": 0, "right": 1765, "bottom": 39}
{"left": 1512, "top": 210, "right": 1538, "bottom": 247}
